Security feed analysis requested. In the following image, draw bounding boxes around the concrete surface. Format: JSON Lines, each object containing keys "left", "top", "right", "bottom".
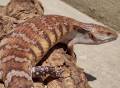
{"left": 0, "top": 0, "right": 120, "bottom": 88}
{"left": 62, "top": 0, "right": 120, "bottom": 32}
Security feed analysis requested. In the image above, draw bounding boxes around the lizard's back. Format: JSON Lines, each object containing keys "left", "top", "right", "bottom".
{"left": 0, "top": 15, "right": 73, "bottom": 65}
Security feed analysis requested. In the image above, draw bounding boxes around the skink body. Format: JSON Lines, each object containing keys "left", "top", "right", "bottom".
{"left": 0, "top": 15, "right": 117, "bottom": 88}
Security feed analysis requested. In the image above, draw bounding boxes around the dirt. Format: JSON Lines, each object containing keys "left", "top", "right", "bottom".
{"left": 62, "top": 0, "right": 120, "bottom": 32}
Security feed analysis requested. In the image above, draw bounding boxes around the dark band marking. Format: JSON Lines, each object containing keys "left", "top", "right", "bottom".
{"left": 0, "top": 36, "right": 37, "bottom": 63}
{"left": 2, "top": 58, "right": 31, "bottom": 74}
{"left": 11, "top": 32, "right": 43, "bottom": 62}
{"left": 61, "top": 24, "right": 68, "bottom": 35}
{"left": 25, "top": 26, "right": 46, "bottom": 54}
{"left": 54, "top": 25, "right": 62, "bottom": 40}
{"left": 64, "top": 23, "right": 70, "bottom": 32}
{"left": 15, "top": 26, "right": 44, "bottom": 57}
{"left": 29, "top": 23, "right": 51, "bottom": 50}
{"left": 44, "top": 29, "right": 56, "bottom": 46}
{"left": 0, "top": 48, "right": 33, "bottom": 62}
{"left": 50, "top": 28, "right": 58, "bottom": 43}
{"left": 9, "top": 33, "right": 43, "bottom": 63}
{"left": 59, "top": 24, "right": 63, "bottom": 37}
{"left": 42, "top": 31, "right": 52, "bottom": 48}
{"left": 35, "top": 41, "right": 44, "bottom": 57}
{"left": 29, "top": 17, "right": 58, "bottom": 45}
{"left": 28, "top": 22, "right": 52, "bottom": 48}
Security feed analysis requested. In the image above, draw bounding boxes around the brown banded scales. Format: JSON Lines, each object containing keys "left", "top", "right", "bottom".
{"left": 0, "top": 15, "right": 117, "bottom": 88}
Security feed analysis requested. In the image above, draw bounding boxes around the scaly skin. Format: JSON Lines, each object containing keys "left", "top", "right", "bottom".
{"left": 0, "top": 15, "right": 117, "bottom": 88}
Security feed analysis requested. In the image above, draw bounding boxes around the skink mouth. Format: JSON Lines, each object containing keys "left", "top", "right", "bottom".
{"left": 96, "top": 36, "right": 117, "bottom": 44}
{"left": 104, "top": 37, "right": 117, "bottom": 43}
{"left": 104, "top": 32, "right": 118, "bottom": 43}
{"left": 92, "top": 31, "right": 118, "bottom": 44}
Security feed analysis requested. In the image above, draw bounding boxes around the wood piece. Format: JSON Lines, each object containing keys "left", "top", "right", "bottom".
{"left": 0, "top": 0, "right": 44, "bottom": 39}
{"left": 6, "top": 0, "right": 44, "bottom": 21}
{"left": 0, "top": 15, "right": 17, "bottom": 40}
{"left": 41, "top": 48, "right": 91, "bottom": 88}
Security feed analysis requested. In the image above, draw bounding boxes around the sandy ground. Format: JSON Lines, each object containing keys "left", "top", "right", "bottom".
{"left": 75, "top": 37, "right": 120, "bottom": 88}
{"left": 0, "top": 0, "right": 120, "bottom": 88}
{"left": 62, "top": 0, "right": 120, "bottom": 32}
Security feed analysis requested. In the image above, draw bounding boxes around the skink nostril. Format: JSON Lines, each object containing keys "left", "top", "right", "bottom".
{"left": 107, "top": 32, "right": 112, "bottom": 36}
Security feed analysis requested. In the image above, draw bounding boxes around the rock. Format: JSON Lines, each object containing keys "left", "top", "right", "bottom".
{"left": 0, "top": 0, "right": 44, "bottom": 40}
{"left": 6, "top": 0, "right": 44, "bottom": 21}
{"left": 41, "top": 48, "right": 91, "bottom": 88}
{"left": 0, "top": 15, "right": 17, "bottom": 40}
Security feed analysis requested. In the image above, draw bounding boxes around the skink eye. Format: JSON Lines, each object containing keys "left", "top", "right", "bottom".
{"left": 88, "top": 33, "right": 97, "bottom": 41}
{"left": 76, "top": 28, "right": 89, "bottom": 34}
{"left": 107, "top": 32, "right": 112, "bottom": 36}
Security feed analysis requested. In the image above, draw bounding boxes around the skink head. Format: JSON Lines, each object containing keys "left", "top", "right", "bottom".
{"left": 79, "top": 23, "right": 118, "bottom": 44}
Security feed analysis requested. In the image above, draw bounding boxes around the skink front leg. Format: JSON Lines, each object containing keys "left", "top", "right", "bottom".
{"left": 32, "top": 66, "right": 63, "bottom": 79}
